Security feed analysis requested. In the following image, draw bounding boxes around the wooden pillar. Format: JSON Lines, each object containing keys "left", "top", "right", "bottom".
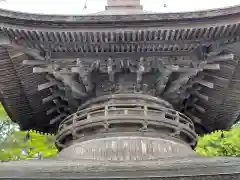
{"left": 106, "top": 0, "right": 142, "bottom": 10}
{"left": 107, "top": 0, "right": 141, "bottom": 6}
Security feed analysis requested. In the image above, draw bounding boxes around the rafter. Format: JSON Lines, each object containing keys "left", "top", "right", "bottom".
{"left": 51, "top": 51, "right": 193, "bottom": 59}
{"left": 38, "top": 81, "right": 58, "bottom": 91}
{"left": 50, "top": 113, "right": 68, "bottom": 125}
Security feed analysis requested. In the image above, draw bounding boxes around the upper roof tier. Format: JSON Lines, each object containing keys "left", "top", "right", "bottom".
{"left": 0, "top": 5, "right": 240, "bottom": 22}
{"left": 1, "top": 5, "right": 240, "bottom": 58}
{"left": 0, "top": 0, "right": 239, "bottom": 15}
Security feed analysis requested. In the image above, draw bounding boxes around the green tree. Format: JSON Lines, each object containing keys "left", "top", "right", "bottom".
{"left": 0, "top": 104, "right": 57, "bottom": 162}
{"left": 0, "top": 105, "right": 19, "bottom": 144}
{"left": 196, "top": 126, "right": 240, "bottom": 157}
{"left": 0, "top": 130, "right": 58, "bottom": 161}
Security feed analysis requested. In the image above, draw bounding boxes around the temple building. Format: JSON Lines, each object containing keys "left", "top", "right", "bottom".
{"left": 0, "top": 0, "right": 240, "bottom": 179}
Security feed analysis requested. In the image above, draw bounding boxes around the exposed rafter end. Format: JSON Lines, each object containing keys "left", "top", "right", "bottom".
{"left": 185, "top": 111, "right": 202, "bottom": 124}
{"left": 38, "top": 81, "right": 58, "bottom": 91}
{"left": 194, "top": 91, "right": 208, "bottom": 101}
{"left": 23, "top": 60, "right": 48, "bottom": 66}
{"left": 10, "top": 52, "right": 25, "bottom": 59}
{"left": 25, "top": 49, "right": 45, "bottom": 61}
{"left": 169, "top": 66, "right": 200, "bottom": 73}
{"left": 155, "top": 68, "right": 172, "bottom": 95}
{"left": 46, "top": 105, "right": 69, "bottom": 115}
{"left": 50, "top": 113, "right": 67, "bottom": 125}
{"left": 33, "top": 67, "right": 50, "bottom": 73}
{"left": 42, "top": 94, "right": 60, "bottom": 104}
{"left": 8, "top": 44, "right": 46, "bottom": 61}
{"left": 200, "top": 64, "right": 220, "bottom": 70}
{"left": 192, "top": 104, "right": 206, "bottom": 113}
{"left": 207, "top": 51, "right": 220, "bottom": 57}
{"left": 208, "top": 53, "right": 235, "bottom": 62}
{"left": 195, "top": 80, "right": 214, "bottom": 88}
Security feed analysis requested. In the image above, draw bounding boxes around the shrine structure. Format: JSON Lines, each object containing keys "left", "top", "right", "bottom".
{"left": 0, "top": 0, "right": 240, "bottom": 179}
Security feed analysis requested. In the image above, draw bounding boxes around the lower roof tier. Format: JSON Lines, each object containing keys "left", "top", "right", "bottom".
{"left": 0, "top": 6, "right": 240, "bottom": 133}
{"left": 0, "top": 44, "right": 239, "bottom": 134}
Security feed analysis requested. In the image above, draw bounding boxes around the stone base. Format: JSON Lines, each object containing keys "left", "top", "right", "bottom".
{"left": 1, "top": 137, "right": 240, "bottom": 179}
{"left": 1, "top": 156, "right": 240, "bottom": 179}
{"left": 59, "top": 136, "right": 195, "bottom": 161}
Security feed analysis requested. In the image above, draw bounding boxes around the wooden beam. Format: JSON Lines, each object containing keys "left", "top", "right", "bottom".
{"left": 18, "top": 39, "right": 200, "bottom": 48}
{"left": 46, "top": 105, "right": 69, "bottom": 115}
{"left": 15, "top": 34, "right": 240, "bottom": 52}
{"left": 155, "top": 68, "right": 172, "bottom": 95}
{"left": 42, "top": 94, "right": 61, "bottom": 104}
{"left": 24, "top": 49, "right": 45, "bottom": 61}
{"left": 33, "top": 67, "right": 50, "bottom": 73}
{"left": 193, "top": 104, "right": 206, "bottom": 113}
{"left": 200, "top": 63, "right": 220, "bottom": 70}
{"left": 23, "top": 60, "right": 48, "bottom": 65}
{"left": 194, "top": 91, "right": 209, "bottom": 101}
{"left": 195, "top": 79, "right": 214, "bottom": 88}
{"left": 50, "top": 113, "right": 67, "bottom": 125}
{"left": 51, "top": 51, "right": 192, "bottom": 59}
{"left": 207, "top": 53, "right": 234, "bottom": 62}
{"left": 38, "top": 81, "right": 58, "bottom": 91}
{"left": 185, "top": 111, "right": 202, "bottom": 124}
{"left": 136, "top": 57, "right": 144, "bottom": 91}
{"left": 107, "top": 58, "right": 115, "bottom": 82}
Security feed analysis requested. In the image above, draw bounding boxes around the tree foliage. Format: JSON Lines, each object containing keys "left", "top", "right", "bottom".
{"left": 0, "top": 130, "right": 58, "bottom": 161}
{"left": 0, "top": 105, "right": 57, "bottom": 162}
{"left": 196, "top": 126, "right": 240, "bottom": 157}
{"left": 0, "top": 105, "right": 18, "bottom": 143}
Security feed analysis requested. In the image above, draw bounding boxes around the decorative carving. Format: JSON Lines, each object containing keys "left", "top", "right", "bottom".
{"left": 56, "top": 93, "right": 196, "bottom": 150}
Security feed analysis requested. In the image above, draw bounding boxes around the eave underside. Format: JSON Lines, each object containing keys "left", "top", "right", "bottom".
{"left": 0, "top": 16, "right": 240, "bottom": 133}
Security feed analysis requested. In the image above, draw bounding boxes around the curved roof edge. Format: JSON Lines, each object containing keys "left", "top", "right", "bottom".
{"left": 0, "top": 5, "right": 240, "bottom": 22}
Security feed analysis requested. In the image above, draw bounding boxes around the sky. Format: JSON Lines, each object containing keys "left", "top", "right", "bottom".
{"left": 0, "top": 0, "right": 239, "bottom": 15}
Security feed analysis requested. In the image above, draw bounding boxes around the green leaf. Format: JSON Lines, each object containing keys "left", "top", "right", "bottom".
{"left": 196, "top": 126, "right": 240, "bottom": 157}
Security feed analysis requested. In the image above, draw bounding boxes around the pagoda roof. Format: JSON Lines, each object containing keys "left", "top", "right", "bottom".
{"left": 0, "top": 5, "right": 239, "bottom": 22}
{"left": 0, "top": 6, "right": 239, "bottom": 133}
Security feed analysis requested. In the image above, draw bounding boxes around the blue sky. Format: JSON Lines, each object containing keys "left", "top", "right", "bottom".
{"left": 0, "top": 0, "right": 239, "bottom": 15}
